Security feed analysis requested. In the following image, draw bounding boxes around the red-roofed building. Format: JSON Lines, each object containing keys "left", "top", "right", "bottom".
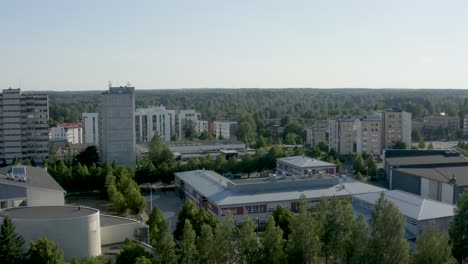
{"left": 50, "top": 122, "right": 83, "bottom": 144}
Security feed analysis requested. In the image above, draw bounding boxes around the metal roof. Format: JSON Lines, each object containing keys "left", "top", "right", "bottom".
{"left": 0, "top": 165, "right": 65, "bottom": 192}
{"left": 277, "top": 156, "right": 336, "bottom": 168}
{"left": 395, "top": 167, "right": 468, "bottom": 186}
{"left": 386, "top": 155, "right": 468, "bottom": 167}
{"left": 175, "top": 170, "right": 385, "bottom": 207}
{"left": 352, "top": 190, "right": 455, "bottom": 221}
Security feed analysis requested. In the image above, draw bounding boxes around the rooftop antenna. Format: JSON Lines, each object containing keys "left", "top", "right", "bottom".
{"left": 108, "top": 81, "right": 112, "bottom": 88}
{"left": 126, "top": 81, "right": 132, "bottom": 87}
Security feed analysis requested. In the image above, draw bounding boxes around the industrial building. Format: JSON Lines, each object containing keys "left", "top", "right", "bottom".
{"left": 0, "top": 165, "right": 65, "bottom": 209}
{"left": 0, "top": 88, "right": 49, "bottom": 164}
{"left": 352, "top": 190, "right": 455, "bottom": 239}
{"left": 99, "top": 86, "right": 136, "bottom": 168}
{"left": 383, "top": 149, "right": 468, "bottom": 204}
{"left": 276, "top": 156, "right": 337, "bottom": 177}
{"left": 175, "top": 170, "right": 384, "bottom": 223}
{"left": 0, "top": 205, "right": 148, "bottom": 261}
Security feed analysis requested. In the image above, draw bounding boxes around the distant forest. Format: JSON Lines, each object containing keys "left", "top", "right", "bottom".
{"left": 48, "top": 89, "right": 468, "bottom": 144}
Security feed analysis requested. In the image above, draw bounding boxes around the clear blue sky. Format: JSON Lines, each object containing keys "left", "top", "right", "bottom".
{"left": 2, "top": 0, "right": 468, "bottom": 90}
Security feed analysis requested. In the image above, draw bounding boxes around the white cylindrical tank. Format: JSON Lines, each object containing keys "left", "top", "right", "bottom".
{"left": 0, "top": 206, "right": 101, "bottom": 261}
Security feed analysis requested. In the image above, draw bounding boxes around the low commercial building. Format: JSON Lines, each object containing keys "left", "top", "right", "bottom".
{"left": 175, "top": 170, "right": 384, "bottom": 223}
{"left": 0, "top": 206, "right": 148, "bottom": 261}
{"left": 384, "top": 149, "right": 468, "bottom": 204}
{"left": 352, "top": 190, "right": 455, "bottom": 239}
{"left": 0, "top": 165, "right": 65, "bottom": 209}
{"left": 276, "top": 156, "right": 337, "bottom": 176}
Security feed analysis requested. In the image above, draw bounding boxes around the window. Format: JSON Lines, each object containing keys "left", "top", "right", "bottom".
{"left": 0, "top": 201, "right": 8, "bottom": 209}
{"left": 246, "top": 205, "right": 266, "bottom": 214}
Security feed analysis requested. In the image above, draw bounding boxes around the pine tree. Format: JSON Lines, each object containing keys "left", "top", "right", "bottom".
{"left": 346, "top": 215, "right": 370, "bottom": 264}
{"left": 196, "top": 224, "right": 216, "bottom": 264}
{"left": 153, "top": 222, "right": 178, "bottom": 264}
{"left": 262, "top": 215, "right": 286, "bottom": 264}
{"left": 116, "top": 239, "right": 151, "bottom": 264}
{"left": 0, "top": 216, "right": 25, "bottom": 264}
{"left": 369, "top": 193, "right": 409, "bottom": 264}
{"left": 449, "top": 190, "right": 468, "bottom": 263}
{"left": 179, "top": 220, "right": 197, "bottom": 264}
{"left": 411, "top": 222, "right": 456, "bottom": 264}
{"left": 238, "top": 217, "right": 262, "bottom": 264}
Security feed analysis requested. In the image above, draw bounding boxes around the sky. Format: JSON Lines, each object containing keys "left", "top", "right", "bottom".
{"left": 2, "top": 0, "right": 468, "bottom": 90}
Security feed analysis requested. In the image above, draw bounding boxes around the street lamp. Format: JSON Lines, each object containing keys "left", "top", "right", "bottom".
{"left": 256, "top": 216, "right": 259, "bottom": 234}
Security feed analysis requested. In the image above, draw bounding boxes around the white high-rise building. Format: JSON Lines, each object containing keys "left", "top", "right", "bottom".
{"left": 50, "top": 122, "right": 83, "bottom": 144}
{"left": 177, "top": 110, "right": 201, "bottom": 139}
{"left": 82, "top": 112, "right": 99, "bottom": 145}
{"left": 135, "top": 106, "right": 173, "bottom": 143}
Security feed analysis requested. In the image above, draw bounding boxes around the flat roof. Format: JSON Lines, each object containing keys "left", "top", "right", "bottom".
{"left": 0, "top": 165, "right": 65, "bottom": 192}
{"left": 176, "top": 170, "right": 385, "bottom": 207}
{"left": 395, "top": 167, "right": 468, "bottom": 186}
{"left": 277, "top": 156, "right": 336, "bottom": 168}
{"left": 100, "top": 214, "right": 139, "bottom": 227}
{"left": 1, "top": 206, "right": 98, "bottom": 220}
{"left": 352, "top": 190, "right": 455, "bottom": 221}
{"left": 386, "top": 155, "right": 468, "bottom": 167}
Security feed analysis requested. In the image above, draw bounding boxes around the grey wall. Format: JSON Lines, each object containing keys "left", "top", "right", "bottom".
{"left": 391, "top": 171, "right": 421, "bottom": 195}
{"left": 0, "top": 184, "right": 26, "bottom": 199}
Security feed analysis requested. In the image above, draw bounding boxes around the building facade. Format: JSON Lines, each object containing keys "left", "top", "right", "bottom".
{"left": 383, "top": 110, "right": 412, "bottom": 149}
{"left": 0, "top": 88, "right": 49, "bottom": 164}
{"left": 82, "top": 112, "right": 99, "bottom": 145}
{"left": 135, "top": 106, "right": 173, "bottom": 143}
{"left": 99, "top": 86, "right": 136, "bottom": 168}
{"left": 50, "top": 122, "right": 83, "bottom": 144}
{"left": 306, "top": 126, "right": 327, "bottom": 146}
{"left": 328, "top": 115, "right": 360, "bottom": 155}
{"left": 423, "top": 115, "right": 459, "bottom": 130}
{"left": 358, "top": 115, "right": 382, "bottom": 155}
{"left": 213, "top": 121, "right": 237, "bottom": 139}
{"left": 177, "top": 110, "right": 201, "bottom": 140}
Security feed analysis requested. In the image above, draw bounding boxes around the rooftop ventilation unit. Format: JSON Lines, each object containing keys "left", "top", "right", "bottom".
{"left": 10, "top": 166, "right": 27, "bottom": 182}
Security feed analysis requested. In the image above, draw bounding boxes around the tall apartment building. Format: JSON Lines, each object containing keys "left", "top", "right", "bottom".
{"left": 358, "top": 114, "right": 382, "bottom": 155}
{"left": 135, "top": 106, "right": 173, "bottom": 143}
{"left": 423, "top": 115, "right": 459, "bottom": 131}
{"left": 464, "top": 115, "right": 468, "bottom": 136}
{"left": 99, "top": 86, "right": 136, "bottom": 168}
{"left": 383, "top": 110, "right": 412, "bottom": 149}
{"left": 50, "top": 122, "right": 83, "bottom": 144}
{"left": 0, "top": 88, "right": 49, "bottom": 164}
{"left": 329, "top": 113, "right": 383, "bottom": 155}
{"left": 329, "top": 115, "right": 360, "bottom": 155}
{"left": 82, "top": 112, "right": 99, "bottom": 145}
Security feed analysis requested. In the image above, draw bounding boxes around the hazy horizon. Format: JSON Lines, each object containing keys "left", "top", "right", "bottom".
{"left": 3, "top": 1, "right": 468, "bottom": 91}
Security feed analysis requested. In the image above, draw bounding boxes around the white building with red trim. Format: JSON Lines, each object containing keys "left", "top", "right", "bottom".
{"left": 175, "top": 169, "right": 384, "bottom": 224}
{"left": 276, "top": 156, "right": 337, "bottom": 177}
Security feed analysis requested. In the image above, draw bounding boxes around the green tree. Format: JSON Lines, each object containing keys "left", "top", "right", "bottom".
{"left": 116, "top": 239, "right": 151, "bottom": 264}
{"left": 411, "top": 222, "right": 455, "bottom": 264}
{"left": 75, "top": 146, "right": 100, "bottom": 167}
{"left": 346, "top": 215, "right": 370, "bottom": 264}
{"left": 356, "top": 171, "right": 364, "bottom": 181}
{"left": 392, "top": 141, "right": 407, "bottom": 149}
{"left": 262, "top": 215, "right": 286, "bottom": 264}
{"left": 417, "top": 135, "right": 426, "bottom": 149}
{"left": 367, "top": 155, "right": 377, "bottom": 177}
{"left": 153, "top": 220, "right": 177, "bottom": 264}
{"left": 427, "top": 142, "right": 434, "bottom": 150}
{"left": 271, "top": 205, "right": 294, "bottom": 239}
{"left": 81, "top": 256, "right": 110, "bottom": 264}
{"left": 196, "top": 224, "right": 216, "bottom": 264}
{"left": 318, "top": 197, "right": 355, "bottom": 263}
{"left": 179, "top": 220, "right": 197, "bottom": 264}
{"left": 449, "top": 190, "right": 468, "bottom": 263}
{"left": 148, "top": 135, "right": 175, "bottom": 165}
{"left": 134, "top": 256, "right": 152, "bottom": 264}
{"left": 239, "top": 217, "right": 262, "bottom": 264}
{"left": 0, "top": 216, "right": 25, "bottom": 264}
{"left": 287, "top": 195, "right": 322, "bottom": 263}
{"left": 352, "top": 154, "right": 366, "bottom": 174}
{"left": 369, "top": 193, "right": 409, "bottom": 264}
{"left": 214, "top": 214, "right": 239, "bottom": 264}
{"left": 27, "top": 238, "right": 65, "bottom": 264}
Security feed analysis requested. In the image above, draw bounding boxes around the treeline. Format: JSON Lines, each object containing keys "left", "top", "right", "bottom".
{"left": 135, "top": 136, "right": 341, "bottom": 184}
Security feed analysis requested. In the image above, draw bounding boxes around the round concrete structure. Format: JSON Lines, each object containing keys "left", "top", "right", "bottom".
{"left": 1, "top": 206, "right": 101, "bottom": 261}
